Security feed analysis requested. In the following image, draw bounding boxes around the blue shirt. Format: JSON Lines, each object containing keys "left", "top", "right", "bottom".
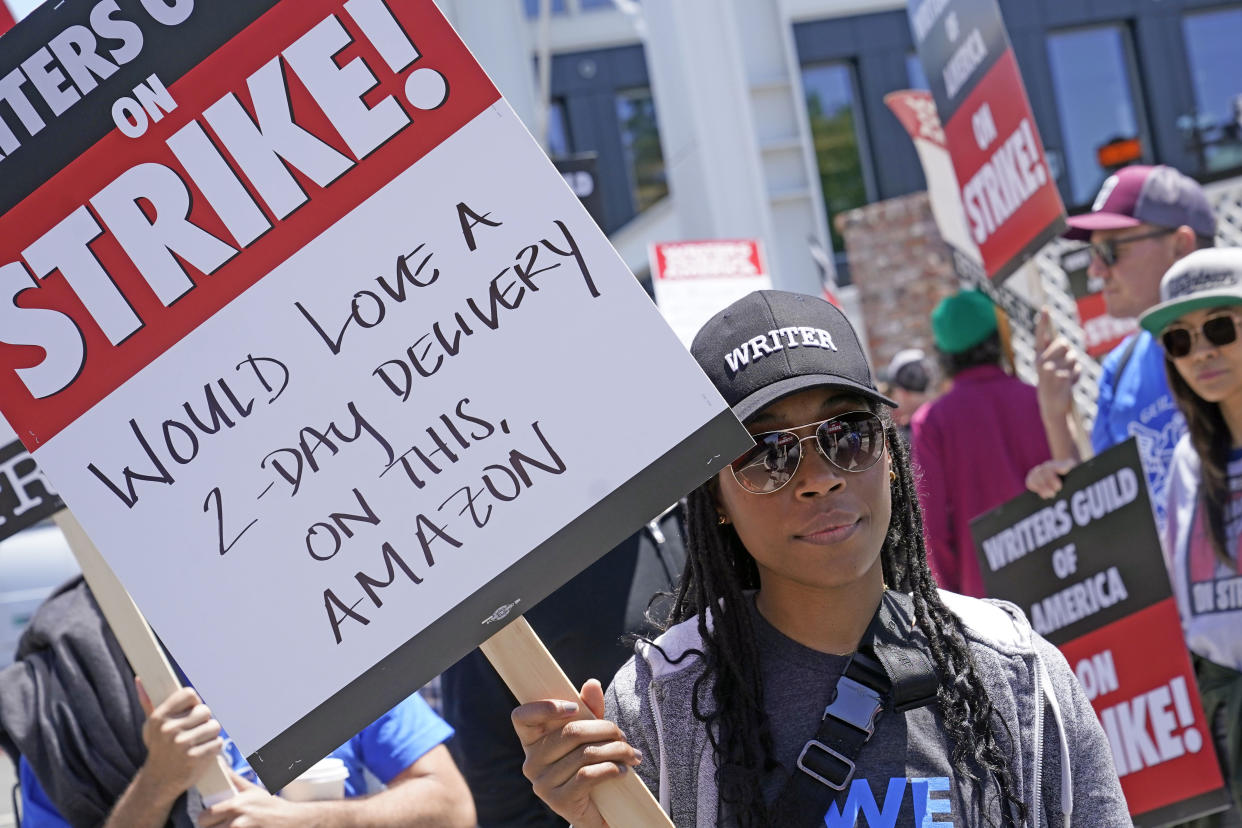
{"left": 328, "top": 692, "right": 452, "bottom": 797}
{"left": 1091, "top": 330, "right": 1186, "bottom": 534}
{"left": 19, "top": 692, "right": 452, "bottom": 826}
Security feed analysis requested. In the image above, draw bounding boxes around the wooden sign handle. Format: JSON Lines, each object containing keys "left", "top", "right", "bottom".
{"left": 479, "top": 615, "right": 673, "bottom": 828}
{"left": 52, "top": 510, "right": 238, "bottom": 806}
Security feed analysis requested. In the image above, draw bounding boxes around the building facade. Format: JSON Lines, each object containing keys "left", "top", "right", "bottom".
{"left": 436, "top": 0, "right": 1242, "bottom": 326}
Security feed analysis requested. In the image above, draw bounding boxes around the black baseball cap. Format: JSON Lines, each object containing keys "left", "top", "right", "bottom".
{"left": 690, "top": 290, "right": 895, "bottom": 422}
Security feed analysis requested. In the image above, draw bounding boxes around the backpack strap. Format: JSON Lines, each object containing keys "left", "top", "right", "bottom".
{"left": 769, "top": 591, "right": 939, "bottom": 827}
{"left": 1110, "top": 333, "right": 1141, "bottom": 396}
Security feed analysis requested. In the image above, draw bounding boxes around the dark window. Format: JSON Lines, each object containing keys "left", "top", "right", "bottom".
{"left": 1046, "top": 25, "right": 1148, "bottom": 206}
{"left": 1181, "top": 6, "right": 1242, "bottom": 175}
{"left": 549, "top": 45, "right": 660, "bottom": 232}
{"left": 547, "top": 99, "right": 572, "bottom": 158}
{"left": 792, "top": 10, "right": 928, "bottom": 221}
{"left": 802, "top": 62, "right": 869, "bottom": 261}
{"left": 615, "top": 87, "right": 668, "bottom": 212}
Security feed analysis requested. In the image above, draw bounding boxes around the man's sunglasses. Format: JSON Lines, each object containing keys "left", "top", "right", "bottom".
{"left": 1086, "top": 227, "right": 1176, "bottom": 267}
{"left": 729, "top": 411, "right": 886, "bottom": 494}
{"left": 1161, "top": 315, "right": 1242, "bottom": 358}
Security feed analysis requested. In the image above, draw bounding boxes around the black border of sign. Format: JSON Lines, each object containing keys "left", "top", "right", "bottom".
{"left": 1134, "top": 787, "right": 1233, "bottom": 828}
{"left": 990, "top": 215, "right": 1067, "bottom": 285}
{"left": 247, "top": 408, "right": 748, "bottom": 791}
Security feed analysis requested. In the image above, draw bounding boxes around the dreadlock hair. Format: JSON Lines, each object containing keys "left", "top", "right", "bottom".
{"left": 1165, "top": 351, "right": 1235, "bottom": 566}
{"left": 664, "top": 406, "right": 1027, "bottom": 828}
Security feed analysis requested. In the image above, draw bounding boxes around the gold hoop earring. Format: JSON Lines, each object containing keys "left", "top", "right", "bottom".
{"left": 889, "top": 469, "right": 897, "bottom": 483}
{"left": 718, "top": 514, "right": 729, "bottom": 526}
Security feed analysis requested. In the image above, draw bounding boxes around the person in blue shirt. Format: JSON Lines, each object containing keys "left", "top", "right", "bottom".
{"left": 19, "top": 690, "right": 471, "bottom": 828}
{"left": 1028, "top": 165, "right": 1216, "bottom": 535}
{"left": 2, "top": 578, "right": 475, "bottom": 828}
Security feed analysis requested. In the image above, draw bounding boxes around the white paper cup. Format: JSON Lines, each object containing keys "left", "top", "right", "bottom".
{"left": 279, "top": 757, "right": 349, "bottom": 801}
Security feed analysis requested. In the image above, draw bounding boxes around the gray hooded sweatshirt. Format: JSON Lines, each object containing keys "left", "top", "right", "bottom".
{"left": 604, "top": 591, "right": 1132, "bottom": 827}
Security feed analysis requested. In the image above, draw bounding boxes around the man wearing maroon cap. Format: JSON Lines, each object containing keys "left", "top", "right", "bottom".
{"left": 1028, "top": 165, "right": 1216, "bottom": 535}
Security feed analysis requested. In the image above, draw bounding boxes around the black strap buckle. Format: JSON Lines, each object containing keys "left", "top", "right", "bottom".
{"left": 796, "top": 740, "right": 856, "bottom": 791}
{"left": 771, "top": 591, "right": 938, "bottom": 825}
{"left": 822, "top": 676, "right": 883, "bottom": 736}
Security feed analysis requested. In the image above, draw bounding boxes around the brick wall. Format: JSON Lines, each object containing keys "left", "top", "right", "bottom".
{"left": 835, "top": 191, "right": 959, "bottom": 373}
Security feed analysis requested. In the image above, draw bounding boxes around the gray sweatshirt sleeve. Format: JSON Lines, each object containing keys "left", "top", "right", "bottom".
{"left": 1035, "top": 633, "right": 1134, "bottom": 827}
{"left": 604, "top": 655, "right": 661, "bottom": 802}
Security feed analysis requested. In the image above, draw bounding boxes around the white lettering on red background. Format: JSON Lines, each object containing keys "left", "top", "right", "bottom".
{"left": 0, "top": 0, "right": 449, "bottom": 401}
{"left": 1099, "top": 674, "right": 1204, "bottom": 777}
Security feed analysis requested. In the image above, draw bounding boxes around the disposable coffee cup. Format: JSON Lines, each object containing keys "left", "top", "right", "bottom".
{"left": 279, "top": 757, "right": 349, "bottom": 801}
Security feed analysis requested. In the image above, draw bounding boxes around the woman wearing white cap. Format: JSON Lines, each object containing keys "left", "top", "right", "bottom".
{"left": 1141, "top": 248, "right": 1242, "bottom": 826}
{"left": 511, "top": 291, "right": 1128, "bottom": 827}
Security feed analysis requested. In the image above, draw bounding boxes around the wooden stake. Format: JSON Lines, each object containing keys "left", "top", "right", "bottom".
{"left": 480, "top": 616, "right": 673, "bottom": 828}
{"left": 52, "top": 509, "right": 238, "bottom": 805}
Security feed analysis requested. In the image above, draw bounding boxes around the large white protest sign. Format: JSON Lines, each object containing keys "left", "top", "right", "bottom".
{"left": 0, "top": 0, "right": 749, "bottom": 789}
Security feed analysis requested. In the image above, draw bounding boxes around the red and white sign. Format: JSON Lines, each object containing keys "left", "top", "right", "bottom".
{"left": 972, "top": 441, "right": 1231, "bottom": 825}
{"left": 885, "top": 89, "right": 983, "bottom": 271}
{"left": 942, "top": 50, "right": 1066, "bottom": 281}
{"left": 1060, "top": 599, "right": 1226, "bottom": 817}
{"left": 0, "top": 0, "right": 747, "bottom": 789}
{"left": 908, "top": 0, "right": 1066, "bottom": 283}
{"left": 1078, "top": 292, "right": 1138, "bottom": 360}
{"left": 649, "top": 239, "right": 771, "bottom": 347}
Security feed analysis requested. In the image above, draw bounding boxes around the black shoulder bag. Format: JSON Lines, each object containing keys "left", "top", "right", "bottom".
{"left": 769, "top": 590, "right": 940, "bottom": 827}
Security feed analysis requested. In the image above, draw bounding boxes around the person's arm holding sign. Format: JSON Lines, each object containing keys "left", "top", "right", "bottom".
{"left": 511, "top": 678, "right": 643, "bottom": 828}
{"left": 1028, "top": 309, "right": 1085, "bottom": 498}
{"left": 199, "top": 744, "right": 475, "bottom": 828}
{"left": 102, "top": 684, "right": 225, "bottom": 828}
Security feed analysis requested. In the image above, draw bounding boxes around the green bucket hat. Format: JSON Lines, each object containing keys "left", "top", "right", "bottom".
{"left": 931, "top": 289, "right": 998, "bottom": 354}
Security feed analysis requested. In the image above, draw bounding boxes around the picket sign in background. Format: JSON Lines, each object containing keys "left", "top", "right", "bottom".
{"left": 971, "top": 441, "right": 1231, "bottom": 826}
{"left": 0, "top": 0, "right": 748, "bottom": 788}
{"left": 908, "top": 0, "right": 1065, "bottom": 282}
{"left": 0, "top": 416, "right": 61, "bottom": 542}
{"left": 649, "top": 239, "right": 772, "bottom": 348}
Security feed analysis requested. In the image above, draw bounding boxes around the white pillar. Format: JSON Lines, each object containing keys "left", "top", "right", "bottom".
{"left": 639, "top": 1, "right": 830, "bottom": 300}
{"left": 436, "top": 0, "right": 541, "bottom": 133}
{"left": 640, "top": 2, "right": 775, "bottom": 245}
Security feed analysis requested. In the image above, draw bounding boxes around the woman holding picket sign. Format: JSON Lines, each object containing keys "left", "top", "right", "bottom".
{"left": 1140, "top": 248, "right": 1242, "bottom": 826}
{"left": 510, "top": 290, "right": 1129, "bottom": 827}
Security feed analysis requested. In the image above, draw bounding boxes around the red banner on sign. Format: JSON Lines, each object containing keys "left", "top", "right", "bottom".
{"left": 886, "top": 90, "right": 947, "bottom": 151}
{"left": 651, "top": 239, "right": 766, "bottom": 282}
{"left": 0, "top": 0, "right": 499, "bottom": 449}
{"left": 1059, "top": 598, "right": 1226, "bottom": 820}
{"left": 941, "top": 49, "right": 1065, "bottom": 282}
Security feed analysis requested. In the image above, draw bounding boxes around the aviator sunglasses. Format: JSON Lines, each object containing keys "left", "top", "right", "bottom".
{"left": 1086, "top": 227, "right": 1176, "bottom": 267}
{"left": 1161, "top": 314, "right": 1242, "bottom": 358}
{"left": 729, "top": 410, "right": 886, "bottom": 494}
